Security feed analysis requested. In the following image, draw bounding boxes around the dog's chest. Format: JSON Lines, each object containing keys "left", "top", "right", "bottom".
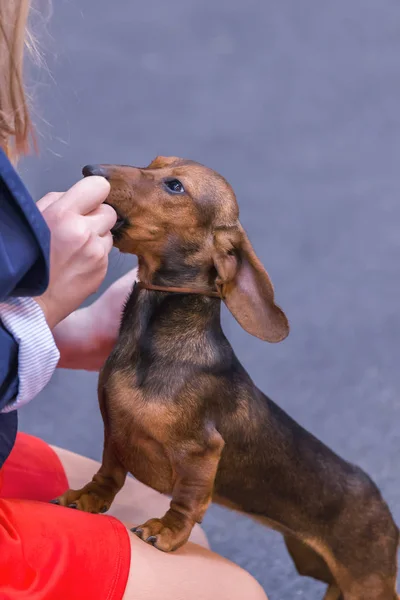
{"left": 102, "top": 370, "right": 175, "bottom": 494}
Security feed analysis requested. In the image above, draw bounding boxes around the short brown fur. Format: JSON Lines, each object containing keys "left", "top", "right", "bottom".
{"left": 56, "top": 157, "right": 399, "bottom": 599}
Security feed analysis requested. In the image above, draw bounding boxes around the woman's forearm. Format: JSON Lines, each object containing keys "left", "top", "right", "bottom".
{"left": 53, "top": 307, "right": 114, "bottom": 371}
{"left": 54, "top": 268, "right": 137, "bottom": 371}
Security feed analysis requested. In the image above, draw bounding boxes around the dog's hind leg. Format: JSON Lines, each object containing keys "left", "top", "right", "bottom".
{"left": 285, "top": 536, "right": 342, "bottom": 599}
{"left": 285, "top": 535, "right": 334, "bottom": 584}
{"left": 304, "top": 524, "right": 398, "bottom": 600}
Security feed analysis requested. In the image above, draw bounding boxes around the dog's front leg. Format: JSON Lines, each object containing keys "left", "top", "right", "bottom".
{"left": 54, "top": 434, "right": 127, "bottom": 514}
{"left": 132, "top": 429, "right": 224, "bottom": 551}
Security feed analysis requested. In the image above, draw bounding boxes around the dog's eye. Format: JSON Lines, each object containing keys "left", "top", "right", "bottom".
{"left": 164, "top": 179, "right": 185, "bottom": 194}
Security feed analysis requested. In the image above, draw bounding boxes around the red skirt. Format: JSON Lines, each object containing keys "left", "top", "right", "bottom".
{"left": 0, "top": 433, "right": 130, "bottom": 600}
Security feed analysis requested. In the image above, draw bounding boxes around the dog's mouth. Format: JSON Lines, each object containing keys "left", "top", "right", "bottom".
{"left": 104, "top": 202, "right": 128, "bottom": 238}
{"left": 81, "top": 165, "right": 128, "bottom": 239}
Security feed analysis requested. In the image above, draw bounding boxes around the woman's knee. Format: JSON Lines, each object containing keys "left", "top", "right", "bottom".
{"left": 123, "top": 532, "right": 268, "bottom": 600}
{"left": 53, "top": 446, "right": 267, "bottom": 599}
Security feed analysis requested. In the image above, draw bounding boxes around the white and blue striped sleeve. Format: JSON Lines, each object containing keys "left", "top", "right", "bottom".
{"left": 0, "top": 297, "right": 60, "bottom": 413}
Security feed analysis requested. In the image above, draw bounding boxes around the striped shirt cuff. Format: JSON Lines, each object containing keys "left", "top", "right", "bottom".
{"left": 0, "top": 297, "right": 60, "bottom": 413}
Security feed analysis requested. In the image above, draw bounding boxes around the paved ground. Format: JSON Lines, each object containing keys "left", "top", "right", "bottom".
{"left": 19, "top": 1, "right": 400, "bottom": 597}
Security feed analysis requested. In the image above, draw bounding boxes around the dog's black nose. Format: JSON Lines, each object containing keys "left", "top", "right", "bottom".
{"left": 82, "top": 164, "right": 108, "bottom": 179}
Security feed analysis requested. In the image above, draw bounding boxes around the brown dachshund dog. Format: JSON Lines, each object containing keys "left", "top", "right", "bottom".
{"left": 55, "top": 157, "right": 398, "bottom": 600}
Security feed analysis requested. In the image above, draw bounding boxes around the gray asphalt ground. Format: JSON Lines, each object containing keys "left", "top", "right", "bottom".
{"left": 19, "top": 1, "right": 400, "bottom": 597}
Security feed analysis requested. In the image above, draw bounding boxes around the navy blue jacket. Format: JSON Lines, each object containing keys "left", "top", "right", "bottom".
{"left": 0, "top": 148, "right": 51, "bottom": 467}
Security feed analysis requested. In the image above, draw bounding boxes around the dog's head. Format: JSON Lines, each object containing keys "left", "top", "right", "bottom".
{"left": 83, "top": 157, "right": 289, "bottom": 343}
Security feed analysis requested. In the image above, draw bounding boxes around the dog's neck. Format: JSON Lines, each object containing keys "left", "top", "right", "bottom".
{"left": 119, "top": 281, "right": 224, "bottom": 366}
{"left": 137, "top": 253, "right": 219, "bottom": 297}
{"left": 118, "top": 254, "right": 226, "bottom": 360}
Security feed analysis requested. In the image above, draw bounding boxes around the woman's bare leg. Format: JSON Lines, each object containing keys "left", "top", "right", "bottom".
{"left": 52, "top": 445, "right": 268, "bottom": 600}
{"left": 52, "top": 445, "right": 209, "bottom": 548}
{"left": 123, "top": 532, "right": 268, "bottom": 600}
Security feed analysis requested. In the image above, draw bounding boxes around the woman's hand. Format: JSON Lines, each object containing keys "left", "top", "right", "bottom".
{"left": 53, "top": 268, "right": 137, "bottom": 371}
{"left": 35, "top": 176, "right": 115, "bottom": 329}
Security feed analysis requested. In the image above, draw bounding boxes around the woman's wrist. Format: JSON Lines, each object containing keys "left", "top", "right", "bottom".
{"left": 34, "top": 293, "right": 60, "bottom": 330}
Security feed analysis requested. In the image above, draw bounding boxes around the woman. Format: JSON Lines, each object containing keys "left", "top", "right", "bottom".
{"left": 0, "top": 2, "right": 267, "bottom": 599}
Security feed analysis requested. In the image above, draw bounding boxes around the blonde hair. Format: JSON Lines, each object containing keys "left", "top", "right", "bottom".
{"left": 0, "top": 0, "right": 35, "bottom": 159}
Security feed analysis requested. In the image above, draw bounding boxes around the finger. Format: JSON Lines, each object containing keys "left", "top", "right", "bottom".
{"left": 36, "top": 192, "right": 64, "bottom": 213}
{"left": 57, "top": 176, "right": 111, "bottom": 215}
{"left": 99, "top": 231, "right": 114, "bottom": 255}
{"left": 84, "top": 203, "right": 117, "bottom": 236}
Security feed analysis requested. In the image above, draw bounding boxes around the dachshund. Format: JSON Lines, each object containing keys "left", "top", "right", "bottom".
{"left": 54, "top": 156, "right": 399, "bottom": 600}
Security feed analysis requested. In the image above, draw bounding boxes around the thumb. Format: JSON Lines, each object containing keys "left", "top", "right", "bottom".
{"left": 36, "top": 191, "right": 64, "bottom": 213}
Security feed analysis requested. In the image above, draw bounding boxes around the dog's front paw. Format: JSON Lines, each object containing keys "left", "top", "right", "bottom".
{"left": 131, "top": 515, "right": 193, "bottom": 552}
{"left": 51, "top": 485, "right": 112, "bottom": 514}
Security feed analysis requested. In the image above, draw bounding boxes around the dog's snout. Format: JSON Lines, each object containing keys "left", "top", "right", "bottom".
{"left": 82, "top": 164, "right": 109, "bottom": 179}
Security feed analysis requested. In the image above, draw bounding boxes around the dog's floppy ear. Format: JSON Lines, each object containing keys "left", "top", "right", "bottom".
{"left": 212, "top": 225, "right": 289, "bottom": 342}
